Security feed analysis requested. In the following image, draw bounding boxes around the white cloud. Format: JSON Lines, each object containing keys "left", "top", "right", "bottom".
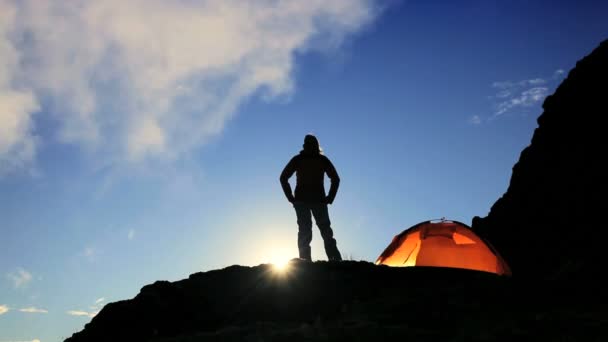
{"left": 67, "top": 310, "right": 98, "bottom": 318}
{"left": 82, "top": 246, "right": 101, "bottom": 262}
{"left": 7, "top": 268, "right": 33, "bottom": 289}
{"left": 495, "top": 89, "right": 512, "bottom": 98}
{"left": 553, "top": 68, "right": 565, "bottom": 79}
{"left": 127, "top": 229, "right": 135, "bottom": 240}
{"left": 492, "top": 78, "right": 546, "bottom": 89}
{"left": 484, "top": 74, "right": 565, "bottom": 120}
{"left": 491, "top": 81, "right": 513, "bottom": 89}
{"left": 494, "top": 87, "right": 548, "bottom": 116}
{"left": 520, "top": 78, "right": 546, "bottom": 86}
{"left": 0, "top": 0, "right": 378, "bottom": 174}
{"left": 0, "top": 304, "right": 8, "bottom": 315}
{"left": 520, "top": 87, "right": 549, "bottom": 103}
{"left": 82, "top": 247, "right": 95, "bottom": 260}
{"left": 0, "top": 4, "right": 39, "bottom": 175}
{"left": 69, "top": 297, "right": 105, "bottom": 318}
{"left": 468, "top": 115, "right": 482, "bottom": 125}
{"left": 19, "top": 307, "right": 48, "bottom": 313}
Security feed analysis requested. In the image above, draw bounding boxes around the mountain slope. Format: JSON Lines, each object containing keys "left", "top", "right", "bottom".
{"left": 65, "top": 261, "right": 606, "bottom": 342}
{"left": 472, "top": 39, "right": 608, "bottom": 281}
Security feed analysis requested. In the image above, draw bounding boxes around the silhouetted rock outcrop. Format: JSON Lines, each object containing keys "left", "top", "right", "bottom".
{"left": 472, "top": 39, "right": 608, "bottom": 282}
{"left": 64, "top": 261, "right": 606, "bottom": 342}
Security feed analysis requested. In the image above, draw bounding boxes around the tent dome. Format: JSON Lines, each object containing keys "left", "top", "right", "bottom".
{"left": 376, "top": 220, "right": 511, "bottom": 276}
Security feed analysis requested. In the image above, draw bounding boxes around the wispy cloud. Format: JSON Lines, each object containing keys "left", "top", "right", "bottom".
{"left": 70, "top": 297, "right": 106, "bottom": 318}
{"left": 127, "top": 229, "right": 135, "bottom": 241}
{"left": 553, "top": 69, "right": 565, "bottom": 79}
{"left": 0, "top": 5, "right": 39, "bottom": 176}
{"left": 0, "top": 0, "right": 380, "bottom": 175}
{"left": 491, "top": 78, "right": 546, "bottom": 90}
{"left": 82, "top": 246, "right": 99, "bottom": 261}
{"left": 472, "top": 69, "right": 566, "bottom": 124}
{"left": 0, "top": 304, "right": 8, "bottom": 315}
{"left": 67, "top": 310, "right": 98, "bottom": 318}
{"left": 19, "top": 307, "right": 48, "bottom": 314}
{"left": 494, "top": 86, "right": 549, "bottom": 116}
{"left": 7, "top": 268, "right": 32, "bottom": 289}
{"left": 468, "top": 115, "right": 482, "bottom": 125}
{"left": 90, "top": 297, "right": 106, "bottom": 312}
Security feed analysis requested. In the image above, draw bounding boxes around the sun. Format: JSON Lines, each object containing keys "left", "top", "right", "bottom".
{"left": 268, "top": 248, "right": 293, "bottom": 272}
{"left": 272, "top": 258, "right": 290, "bottom": 271}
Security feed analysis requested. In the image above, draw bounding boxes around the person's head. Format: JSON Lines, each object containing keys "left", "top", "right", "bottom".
{"left": 302, "top": 134, "right": 321, "bottom": 154}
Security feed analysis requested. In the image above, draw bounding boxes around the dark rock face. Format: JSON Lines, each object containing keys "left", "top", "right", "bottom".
{"left": 472, "top": 39, "right": 608, "bottom": 282}
{"left": 64, "top": 261, "right": 607, "bottom": 342}
{"left": 65, "top": 262, "right": 506, "bottom": 341}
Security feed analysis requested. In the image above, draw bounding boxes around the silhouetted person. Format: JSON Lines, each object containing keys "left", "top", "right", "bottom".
{"left": 280, "top": 134, "right": 342, "bottom": 261}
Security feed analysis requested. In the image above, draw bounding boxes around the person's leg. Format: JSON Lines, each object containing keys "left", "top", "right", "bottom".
{"left": 293, "top": 202, "right": 313, "bottom": 261}
{"left": 311, "top": 203, "right": 342, "bottom": 261}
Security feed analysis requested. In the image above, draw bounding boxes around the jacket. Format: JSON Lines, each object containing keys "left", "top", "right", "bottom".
{"left": 280, "top": 151, "right": 340, "bottom": 204}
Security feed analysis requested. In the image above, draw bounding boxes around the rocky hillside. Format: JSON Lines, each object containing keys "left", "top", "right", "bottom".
{"left": 64, "top": 260, "right": 606, "bottom": 342}
{"left": 472, "top": 39, "right": 608, "bottom": 281}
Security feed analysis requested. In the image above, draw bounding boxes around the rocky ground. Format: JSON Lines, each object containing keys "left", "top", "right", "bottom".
{"left": 66, "top": 260, "right": 607, "bottom": 342}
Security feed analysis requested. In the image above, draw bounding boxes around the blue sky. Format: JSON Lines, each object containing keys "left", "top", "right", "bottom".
{"left": 1, "top": 1, "right": 607, "bottom": 341}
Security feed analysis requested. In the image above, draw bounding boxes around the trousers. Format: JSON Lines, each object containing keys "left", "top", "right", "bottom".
{"left": 293, "top": 202, "right": 342, "bottom": 261}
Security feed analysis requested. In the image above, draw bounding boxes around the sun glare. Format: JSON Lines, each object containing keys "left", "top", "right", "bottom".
{"left": 269, "top": 249, "right": 292, "bottom": 272}
{"left": 272, "top": 258, "right": 290, "bottom": 271}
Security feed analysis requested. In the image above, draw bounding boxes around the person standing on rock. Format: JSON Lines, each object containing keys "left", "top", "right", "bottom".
{"left": 280, "top": 134, "right": 342, "bottom": 262}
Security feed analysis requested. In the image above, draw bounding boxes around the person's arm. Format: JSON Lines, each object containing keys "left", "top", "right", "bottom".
{"left": 324, "top": 157, "right": 340, "bottom": 204}
{"left": 280, "top": 157, "right": 297, "bottom": 203}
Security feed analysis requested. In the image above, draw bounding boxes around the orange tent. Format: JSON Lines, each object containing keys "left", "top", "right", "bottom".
{"left": 376, "top": 220, "right": 511, "bottom": 275}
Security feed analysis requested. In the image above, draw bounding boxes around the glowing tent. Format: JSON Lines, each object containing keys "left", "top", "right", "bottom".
{"left": 376, "top": 220, "right": 511, "bottom": 275}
